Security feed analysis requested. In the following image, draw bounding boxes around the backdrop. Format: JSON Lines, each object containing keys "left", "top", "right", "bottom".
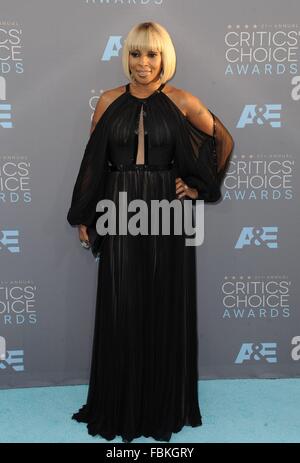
{"left": 1, "top": 0, "right": 299, "bottom": 388}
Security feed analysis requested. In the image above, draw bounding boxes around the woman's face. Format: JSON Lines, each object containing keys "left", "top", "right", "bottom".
{"left": 128, "top": 48, "right": 162, "bottom": 84}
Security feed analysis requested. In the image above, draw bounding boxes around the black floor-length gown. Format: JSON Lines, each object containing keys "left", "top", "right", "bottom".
{"left": 67, "top": 82, "right": 234, "bottom": 442}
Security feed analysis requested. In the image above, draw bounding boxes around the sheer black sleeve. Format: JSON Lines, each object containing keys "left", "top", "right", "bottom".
{"left": 67, "top": 118, "right": 109, "bottom": 227}
{"left": 176, "top": 110, "right": 234, "bottom": 202}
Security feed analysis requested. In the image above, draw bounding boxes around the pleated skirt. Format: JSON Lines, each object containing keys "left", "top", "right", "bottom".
{"left": 72, "top": 164, "right": 202, "bottom": 442}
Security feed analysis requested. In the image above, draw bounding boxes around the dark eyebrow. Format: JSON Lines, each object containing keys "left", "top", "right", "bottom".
{"left": 130, "top": 49, "right": 159, "bottom": 54}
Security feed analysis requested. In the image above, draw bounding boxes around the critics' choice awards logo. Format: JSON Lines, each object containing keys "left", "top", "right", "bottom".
{"left": 236, "top": 104, "right": 281, "bottom": 128}
{"left": 224, "top": 24, "right": 300, "bottom": 76}
{"left": 223, "top": 154, "right": 294, "bottom": 201}
{"left": 0, "top": 76, "right": 12, "bottom": 128}
{"left": 0, "top": 21, "right": 23, "bottom": 74}
{"left": 235, "top": 342, "right": 277, "bottom": 364}
{"left": 0, "top": 281, "right": 37, "bottom": 326}
{"left": 0, "top": 336, "right": 24, "bottom": 372}
{"left": 0, "top": 230, "right": 20, "bottom": 253}
{"left": 0, "top": 156, "right": 32, "bottom": 203}
{"left": 235, "top": 227, "right": 278, "bottom": 249}
{"left": 221, "top": 275, "right": 291, "bottom": 320}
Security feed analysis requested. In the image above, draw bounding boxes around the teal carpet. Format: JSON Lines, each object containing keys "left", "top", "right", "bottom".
{"left": 0, "top": 379, "right": 299, "bottom": 443}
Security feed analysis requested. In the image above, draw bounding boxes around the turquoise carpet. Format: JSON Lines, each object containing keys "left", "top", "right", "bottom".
{"left": 0, "top": 379, "right": 299, "bottom": 443}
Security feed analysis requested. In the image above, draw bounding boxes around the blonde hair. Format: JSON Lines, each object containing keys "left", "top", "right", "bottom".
{"left": 122, "top": 22, "right": 176, "bottom": 84}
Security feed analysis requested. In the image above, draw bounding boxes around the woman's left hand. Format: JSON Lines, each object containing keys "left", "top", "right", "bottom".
{"left": 176, "top": 177, "right": 198, "bottom": 200}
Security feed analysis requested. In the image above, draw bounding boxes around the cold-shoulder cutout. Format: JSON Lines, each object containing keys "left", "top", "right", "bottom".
{"left": 91, "top": 88, "right": 125, "bottom": 134}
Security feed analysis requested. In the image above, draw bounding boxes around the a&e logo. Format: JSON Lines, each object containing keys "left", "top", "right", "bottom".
{"left": 101, "top": 36, "right": 122, "bottom": 61}
{"left": 0, "top": 76, "right": 13, "bottom": 128}
{"left": 235, "top": 226, "right": 278, "bottom": 249}
{"left": 0, "top": 230, "right": 20, "bottom": 253}
{"left": 0, "top": 336, "right": 24, "bottom": 372}
{"left": 235, "top": 342, "right": 277, "bottom": 364}
{"left": 237, "top": 104, "right": 281, "bottom": 128}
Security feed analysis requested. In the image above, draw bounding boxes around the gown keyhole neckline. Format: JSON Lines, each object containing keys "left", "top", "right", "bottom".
{"left": 126, "top": 82, "right": 166, "bottom": 101}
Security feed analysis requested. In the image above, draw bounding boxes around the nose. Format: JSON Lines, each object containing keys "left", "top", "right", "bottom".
{"left": 138, "top": 54, "right": 149, "bottom": 65}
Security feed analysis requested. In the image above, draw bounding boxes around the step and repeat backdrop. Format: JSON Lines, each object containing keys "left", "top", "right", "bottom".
{"left": 1, "top": 0, "right": 300, "bottom": 388}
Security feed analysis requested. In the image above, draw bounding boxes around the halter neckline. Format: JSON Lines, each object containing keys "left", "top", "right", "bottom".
{"left": 126, "top": 82, "right": 166, "bottom": 101}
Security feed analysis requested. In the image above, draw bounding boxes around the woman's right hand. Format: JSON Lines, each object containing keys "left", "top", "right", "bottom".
{"left": 78, "top": 224, "right": 90, "bottom": 246}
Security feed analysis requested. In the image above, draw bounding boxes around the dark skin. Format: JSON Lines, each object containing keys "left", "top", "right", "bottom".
{"left": 78, "top": 48, "right": 214, "bottom": 245}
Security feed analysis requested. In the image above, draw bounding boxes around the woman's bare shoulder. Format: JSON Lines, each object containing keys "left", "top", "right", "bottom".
{"left": 91, "top": 86, "right": 125, "bottom": 131}
{"left": 164, "top": 85, "right": 207, "bottom": 113}
{"left": 98, "top": 85, "right": 126, "bottom": 106}
{"left": 162, "top": 84, "right": 189, "bottom": 117}
{"left": 164, "top": 85, "right": 213, "bottom": 134}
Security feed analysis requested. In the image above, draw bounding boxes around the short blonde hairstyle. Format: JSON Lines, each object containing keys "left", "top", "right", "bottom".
{"left": 122, "top": 22, "right": 176, "bottom": 84}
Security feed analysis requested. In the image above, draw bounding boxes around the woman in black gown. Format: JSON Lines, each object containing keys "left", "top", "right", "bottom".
{"left": 67, "top": 21, "right": 234, "bottom": 442}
